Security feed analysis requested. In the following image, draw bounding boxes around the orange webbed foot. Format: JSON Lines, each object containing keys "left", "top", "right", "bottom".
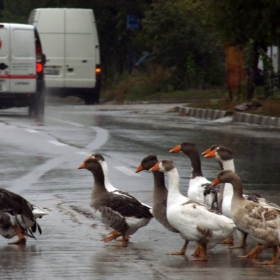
{"left": 219, "top": 235, "right": 234, "bottom": 245}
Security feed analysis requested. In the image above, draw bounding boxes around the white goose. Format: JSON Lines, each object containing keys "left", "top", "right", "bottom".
{"left": 0, "top": 188, "right": 51, "bottom": 244}
{"left": 212, "top": 170, "right": 280, "bottom": 265}
{"left": 169, "top": 141, "right": 218, "bottom": 209}
{"left": 150, "top": 159, "right": 236, "bottom": 261}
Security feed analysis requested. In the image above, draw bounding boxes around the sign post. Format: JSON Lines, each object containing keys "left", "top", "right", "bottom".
{"left": 127, "top": 15, "right": 139, "bottom": 73}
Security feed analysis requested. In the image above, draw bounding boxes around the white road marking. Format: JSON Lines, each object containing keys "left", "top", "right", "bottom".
{"left": 76, "top": 151, "right": 91, "bottom": 156}
{"left": 48, "top": 118, "right": 85, "bottom": 127}
{"left": 48, "top": 140, "right": 68, "bottom": 146}
{"left": 26, "top": 129, "right": 39, "bottom": 133}
{"left": 114, "top": 166, "right": 140, "bottom": 176}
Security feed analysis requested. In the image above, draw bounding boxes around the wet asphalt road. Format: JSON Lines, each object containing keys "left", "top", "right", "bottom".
{"left": 0, "top": 101, "right": 280, "bottom": 279}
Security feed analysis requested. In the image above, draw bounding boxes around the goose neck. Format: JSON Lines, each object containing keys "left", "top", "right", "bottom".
{"left": 166, "top": 168, "right": 181, "bottom": 194}
{"left": 221, "top": 160, "right": 235, "bottom": 172}
{"left": 187, "top": 149, "right": 203, "bottom": 178}
{"left": 153, "top": 171, "right": 166, "bottom": 190}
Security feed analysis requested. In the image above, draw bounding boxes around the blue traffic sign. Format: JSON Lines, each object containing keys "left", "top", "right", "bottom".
{"left": 126, "top": 15, "right": 140, "bottom": 30}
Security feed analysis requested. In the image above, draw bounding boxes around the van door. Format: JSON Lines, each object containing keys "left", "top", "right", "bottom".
{"left": 10, "top": 25, "right": 36, "bottom": 93}
{"left": 35, "top": 9, "right": 65, "bottom": 88}
{"left": 64, "top": 9, "right": 96, "bottom": 88}
{"left": 0, "top": 24, "right": 11, "bottom": 92}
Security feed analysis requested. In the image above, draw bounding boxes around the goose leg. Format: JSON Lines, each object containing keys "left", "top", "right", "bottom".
{"left": 108, "top": 229, "right": 118, "bottom": 235}
{"left": 113, "top": 234, "right": 128, "bottom": 247}
{"left": 219, "top": 235, "right": 234, "bottom": 245}
{"left": 230, "top": 232, "right": 247, "bottom": 249}
{"left": 191, "top": 246, "right": 203, "bottom": 257}
{"left": 255, "top": 245, "right": 277, "bottom": 265}
{"left": 9, "top": 226, "right": 26, "bottom": 245}
{"left": 191, "top": 244, "right": 208, "bottom": 261}
{"left": 101, "top": 232, "right": 122, "bottom": 242}
{"left": 238, "top": 244, "right": 264, "bottom": 259}
{"left": 102, "top": 230, "right": 130, "bottom": 242}
{"left": 167, "top": 240, "right": 188, "bottom": 255}
{"left": 121, "top": 234, "right": 128, "bottom": 247}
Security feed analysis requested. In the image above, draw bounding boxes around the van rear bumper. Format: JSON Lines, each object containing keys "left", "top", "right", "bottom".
{"left": 0, "top": 93, "right": 37, "bottom": 109}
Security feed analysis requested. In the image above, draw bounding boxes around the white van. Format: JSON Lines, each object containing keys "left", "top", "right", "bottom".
{"left": 0, "top": 23, "right": 45, "bottom": 117}
{"left": 28, "top": 8, "right": 101, "bottom": 104}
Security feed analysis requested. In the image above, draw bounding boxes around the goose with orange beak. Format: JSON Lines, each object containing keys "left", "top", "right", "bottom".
{"left": 78, "top": 157, "right": 153, "bottom": 247}
{"left": 136, "top": 154, "right": 188, "bottom": 256}
{"left": 150, "top": 159, "right": 236, "bottom": 261}
{"left": 211, "top": 170, "right": 280, "bottom": 265}
{"left": 169, "top": 142, "right": 219, "bottom": 209}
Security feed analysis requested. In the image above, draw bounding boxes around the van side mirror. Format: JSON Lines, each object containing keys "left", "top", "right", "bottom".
{"left": 42, "top": 54, "right": 46, "bottom": 66}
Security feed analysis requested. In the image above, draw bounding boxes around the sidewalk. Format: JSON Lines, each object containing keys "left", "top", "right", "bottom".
{"left": 174, "top": 105, "right": 280, "bottom": 127}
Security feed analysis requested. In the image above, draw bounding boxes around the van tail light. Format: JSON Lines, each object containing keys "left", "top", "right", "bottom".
{"left": 36, "top": 41, "right": 43, "bottom": 62}
{"left": 35, "top": 40, "right": 43, "bottom": 73}
{"left": 37, "top": 62, "right": 43, "bottom": 73}
{"left": 95, "top": 64, "right": 101, "bottom": 79}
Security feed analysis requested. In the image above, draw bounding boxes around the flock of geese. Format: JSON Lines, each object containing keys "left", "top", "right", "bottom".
{"left": 1, "top": 141, "right": 280, "bottom": 265}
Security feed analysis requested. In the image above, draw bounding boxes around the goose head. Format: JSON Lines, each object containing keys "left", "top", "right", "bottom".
{"left": 204, "top": 146, "right": 233, "bottom": 161}
{"left": 78, "top": 157, "right": 103, "bottom": 174}
{"left": 201, "top": 144, "right": 219, "bottom": 156}
{"left": 169, "top": 141, "right": 196, "bottom": 156}
{"left": 135, "top": 154, "right": 158, "bottom": 173}
{"left": 211, "top": 170, "right": 240, "bottom": 187}
{"left": 149, "top": 159, "right": 175, "bottom": 173}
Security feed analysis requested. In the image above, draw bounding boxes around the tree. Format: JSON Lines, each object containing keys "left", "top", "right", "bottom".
{"left": 140, "top": 0, "right": 224, "bottom": 90}
{"left": 206, "top": 0, "right": 280, "bottom": 100}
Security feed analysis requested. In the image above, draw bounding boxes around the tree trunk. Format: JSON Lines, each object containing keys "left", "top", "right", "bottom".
{"left": 247, "top": 42, "right": 259, "bottom": 101}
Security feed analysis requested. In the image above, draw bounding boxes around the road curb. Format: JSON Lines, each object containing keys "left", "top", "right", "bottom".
{"left": 174, "top": 106, "right": 280, "bottom": 128}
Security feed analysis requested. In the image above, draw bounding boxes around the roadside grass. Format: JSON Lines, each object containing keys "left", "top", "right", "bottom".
{"left": 101, "top": 72, "right": 280, "bottom": 117}
{"left": 186, "top": 88, "right": 280, "bottom": 117}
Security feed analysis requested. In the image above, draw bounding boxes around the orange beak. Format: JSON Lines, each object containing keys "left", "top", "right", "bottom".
{"left": 135, "top": 163, "right": 143, "bottom": 173}
{"left": 204, "top": 150, "right": 216, "bottom": 158}
{"left": 169, "top": 144, "right": 181, "bottom": 153}
{"left": 149, "top": 162, "right": 160, "bottom": 171}
{"left": 201, "top": 147, "right": 212, "bottom": 156}
{"left": 78, "top": 162, "right": 86, "bottom": 169}
{"left": 211, "top": 177, "right": 220, "bottom": 187}
{"left": 78, "top": 155, "right": 92, "bottom": 169}
{"left": 83, "top": 155, "right": 92, "bottom": 161}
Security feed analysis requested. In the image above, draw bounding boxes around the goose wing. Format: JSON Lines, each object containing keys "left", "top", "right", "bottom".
{"left": 0, "top": 188, "right": 34, "bottom": 220}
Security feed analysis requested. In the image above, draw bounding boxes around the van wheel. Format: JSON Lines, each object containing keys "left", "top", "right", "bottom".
{"left": 29, "top": 84, "right": 45, "bottom": 118}
{"left": 84, "top": 88, "right": 99, "bottom": 105}
{"left": 28, "top": 102, "right": 36, "bottom": 117}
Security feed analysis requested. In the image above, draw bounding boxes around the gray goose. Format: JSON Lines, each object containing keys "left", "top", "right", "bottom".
{"left": 135, "top": 154, "right": 188, "bottom": 255}
{"left": 0, "top": 188, "right": 51, "bottom": 244}
{"left": 89, "top": 154, "right": 152, "bottom": 210}
{"left": 78, "top": 157, "right": 153, "bottom": 247}
{"left": 212, "top": 170, "right": 280, "bottom": 265}
{"left": 84, "top": 153, "right": 152, "bottom": 241}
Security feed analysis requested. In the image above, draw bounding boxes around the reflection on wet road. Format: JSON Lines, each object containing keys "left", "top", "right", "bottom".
{"left": 0, "top": 104, "right": 280, "bottom": 279}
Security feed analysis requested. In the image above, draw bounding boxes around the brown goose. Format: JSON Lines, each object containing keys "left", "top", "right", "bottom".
{"left": 89, "top": 154, "right": 152, "bottom": 211}
{"left": 78, "top": 157, "right": 153, "bottom": 247}
{"left": 212, "top": 170, "right": 280, "bottom": 265}
{"left": 204, "top": 145, "right": 280, "bottom": 250}
{"left": 135, "top": 154, "right": 188, "bottom": 255}
{"left": 0, "top": 188, "right": 51, "bottom": 244}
